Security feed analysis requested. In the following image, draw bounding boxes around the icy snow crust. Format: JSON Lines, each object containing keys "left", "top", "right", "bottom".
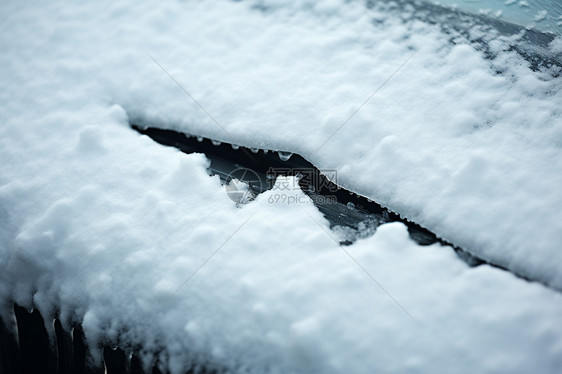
{"left": 1, "top": 0, "right": 562, "bottom": 373}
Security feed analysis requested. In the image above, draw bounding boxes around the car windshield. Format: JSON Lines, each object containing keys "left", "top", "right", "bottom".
{"left": 434, "top": 0, "right": 562, "bottom": 35}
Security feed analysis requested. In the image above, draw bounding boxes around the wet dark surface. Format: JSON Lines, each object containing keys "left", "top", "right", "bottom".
{"left": 14, "top": 306, "right": 57, "bottom": 374}
{"left": 0, "top": 314, "right": 19, "bottom": 374}
{"left": 0, "top": 305, "right": 165, "bottom": 374}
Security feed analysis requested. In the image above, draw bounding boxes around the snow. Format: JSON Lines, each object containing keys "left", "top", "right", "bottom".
{"left": 1, "top": 0, "right": 562, "bottom": 373}
{"left": 3, "top": 144, "right": 562, "bottom": 372}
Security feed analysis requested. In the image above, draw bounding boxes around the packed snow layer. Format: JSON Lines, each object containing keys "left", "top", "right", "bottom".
{"left": 1, "top": 0, "right": 562, "bottom": 373}
{"left": 1, "top": 107, "right": 562, "bottom": 373}
{"left": 3, "top": 0, "right": 555, "bottom": 289}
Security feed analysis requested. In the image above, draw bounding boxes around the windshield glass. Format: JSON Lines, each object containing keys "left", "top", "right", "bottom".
{"left": 433, "top": 0, "right": 562, "bottom": 35}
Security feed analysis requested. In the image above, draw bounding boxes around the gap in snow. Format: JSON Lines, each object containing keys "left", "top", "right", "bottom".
{"left": 130, "top": 123, "right": 562, "bottom": 294}
{"left": 131, "top": 125, "right": 446, "bottom": 245}
{"left": 130, "top": 124, "right": 532, "bottom": 273}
